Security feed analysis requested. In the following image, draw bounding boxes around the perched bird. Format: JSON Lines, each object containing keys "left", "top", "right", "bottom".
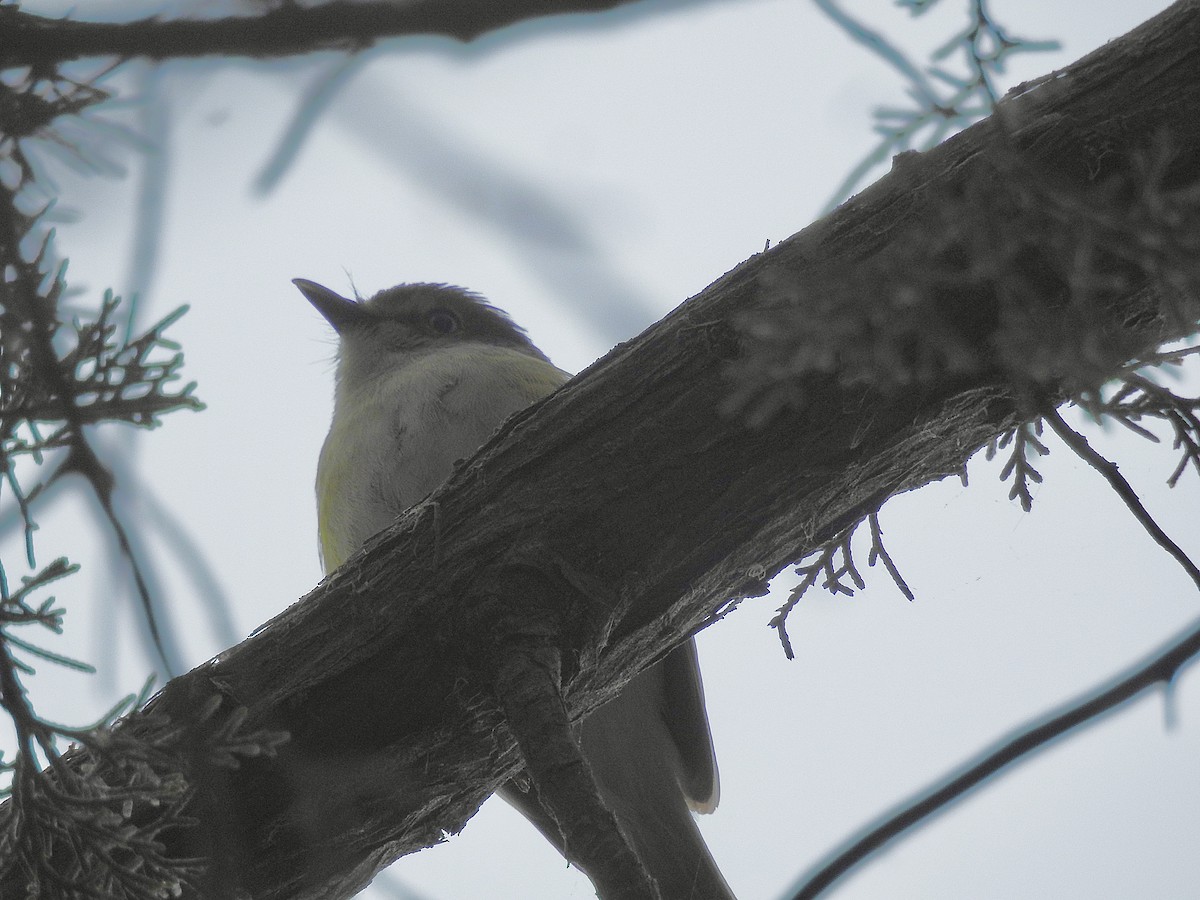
{"left": 298, "top": 278, "right": 732, "bottom": 899}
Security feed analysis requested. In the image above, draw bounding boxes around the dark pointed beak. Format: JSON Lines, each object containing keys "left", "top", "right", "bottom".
{"left": 293, "top": 279, "right": 372, "bottom": 333}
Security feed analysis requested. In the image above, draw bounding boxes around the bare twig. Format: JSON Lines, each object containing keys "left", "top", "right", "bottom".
{"left": 1043, "top": 407, "right": 1200, "bottom": 592}
{"left": 867, "top": 512, "right": 913, "bottom": 601}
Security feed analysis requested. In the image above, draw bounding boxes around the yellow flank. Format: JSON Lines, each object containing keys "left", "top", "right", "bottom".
{"left": 317, "top": 482, "right": 347, "bottom": 573}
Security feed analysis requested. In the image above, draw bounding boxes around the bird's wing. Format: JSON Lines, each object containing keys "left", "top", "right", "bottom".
{"left": 661, "top": 637, "right": 720, "bottom": 813}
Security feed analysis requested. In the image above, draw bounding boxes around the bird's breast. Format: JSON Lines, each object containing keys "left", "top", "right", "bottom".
{"left": 315, "top": 343, "right": 568, "bottom": 572}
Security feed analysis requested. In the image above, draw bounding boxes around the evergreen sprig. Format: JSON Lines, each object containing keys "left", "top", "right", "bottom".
{"left": 0, "top": 62, "right": 205, "bottom": 899}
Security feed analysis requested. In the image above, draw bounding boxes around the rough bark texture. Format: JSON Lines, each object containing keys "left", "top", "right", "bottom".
{"left": 6, "top": 2, "right": 1200, "bottom": 898}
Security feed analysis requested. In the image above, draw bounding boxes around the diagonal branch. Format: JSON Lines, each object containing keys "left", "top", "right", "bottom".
{"left": 1043, "top": 406, "right": 1200, "bottom": 592}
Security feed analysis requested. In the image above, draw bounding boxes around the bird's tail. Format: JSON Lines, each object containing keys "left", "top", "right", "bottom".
{"left": 501, "top": 655, "right": 734, "bottom": 898}
{"left": 601, "top": 780, "right": 735, "bottom": 900}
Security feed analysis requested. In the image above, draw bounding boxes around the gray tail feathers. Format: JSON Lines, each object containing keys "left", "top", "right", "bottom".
{"left": 580, "top": 651, "right": 733, "bottom": 898}
{"left": 501, "top": 770, "right": 734, "bottom": 899}
{"left": 600, "top": 778, "right": 735, "bottom": 899}
{"left": 501, "top": 651, "right": 734, "bottom": 898}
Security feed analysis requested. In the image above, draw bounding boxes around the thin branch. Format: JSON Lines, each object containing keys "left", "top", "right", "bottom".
{"left": 0, "top": 0, "right": 650, "bottom": 67}
{"left": 1042, "top": 406, "right": 1200, "bottom": 592}
{"left": 867, "top": 512, "right": 913, "bottom": 601}
{"left": 770, "top": 538, "right": 845, "bottom": 660}
{"left": 789, "top": 612, "right": 1200, "bottom": 900}
{"left": 1120, "top": 375, "right": 1200, "bottom": 487}
{"left": 66, "top": 443, "right": 176, "bottom": 673}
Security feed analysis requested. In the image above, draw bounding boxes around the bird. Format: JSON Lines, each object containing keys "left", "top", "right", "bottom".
{"left": 297, "top": 278, "right": 733, "bottom": 899}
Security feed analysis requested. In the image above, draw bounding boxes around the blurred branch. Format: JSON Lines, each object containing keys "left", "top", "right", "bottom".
{"left": 816, "top": 0, "right": 1060, "bottom": 209}
{"left": 269, "top": 71, "right": 657, "bottom": 341}
{"left": 1080, "top": 352, "right": 1200, "bottom": 487}
{"left": 0, "top": 0, "right": 656, "bottom": 67}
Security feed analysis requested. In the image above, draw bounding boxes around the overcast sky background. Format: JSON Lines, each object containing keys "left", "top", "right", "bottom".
{"left": 5, "top": 1, "right": 1198, "bottom": 898}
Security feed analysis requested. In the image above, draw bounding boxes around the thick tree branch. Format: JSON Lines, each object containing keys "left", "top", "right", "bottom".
{"left": 0, "top": 0, "right": 664, "bottom": 66}
{"left": 3, "top": 2, "right": 1199, "bottom": 899}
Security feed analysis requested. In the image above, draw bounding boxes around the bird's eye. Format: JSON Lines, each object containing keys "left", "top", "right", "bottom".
{"left": 427, "top": 309, "right": 460, "bottom": 335}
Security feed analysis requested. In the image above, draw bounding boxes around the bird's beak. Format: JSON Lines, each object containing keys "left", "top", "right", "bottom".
{"left": 293, "top": 279, "right": 371, "bottom": 333}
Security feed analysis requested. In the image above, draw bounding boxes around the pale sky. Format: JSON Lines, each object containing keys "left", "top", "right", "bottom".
{"left": 5, "top": 1, "right": 1197, "bottom": 898}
